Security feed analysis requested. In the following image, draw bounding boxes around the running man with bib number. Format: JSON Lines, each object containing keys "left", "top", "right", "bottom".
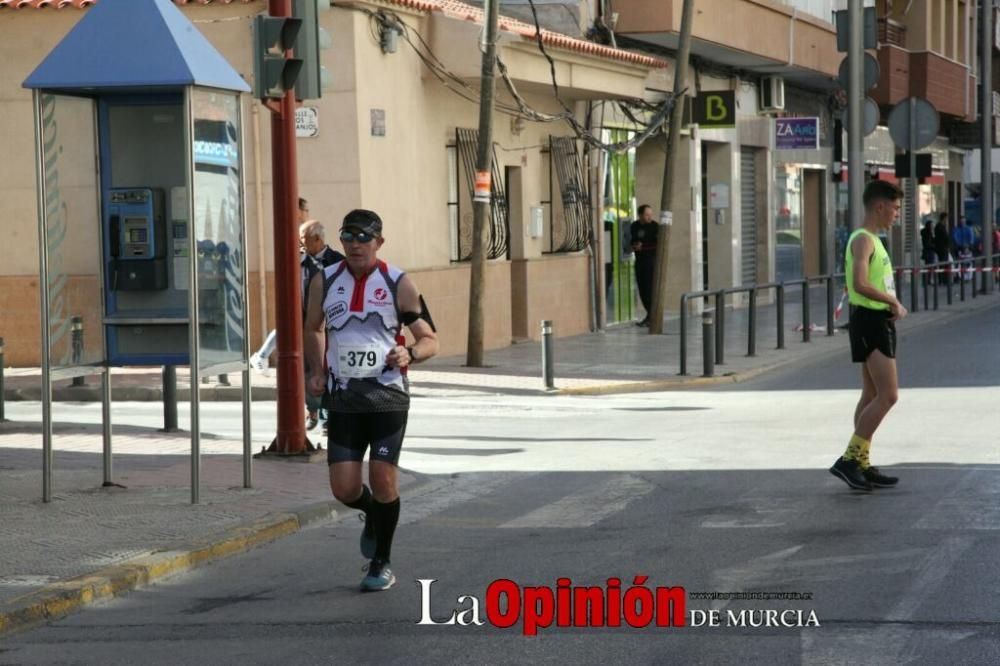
{"left": 830, "top": 180, "right": 906, "bottom": 492}
{"left": 304, "top": 209, "right": 439, "bottom": 592}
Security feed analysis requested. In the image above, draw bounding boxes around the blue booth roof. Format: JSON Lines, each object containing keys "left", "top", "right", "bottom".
{"left": 23, "top": 0, "right": 250, "bottom": 94}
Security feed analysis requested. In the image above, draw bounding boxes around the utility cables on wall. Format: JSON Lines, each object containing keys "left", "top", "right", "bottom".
{"left": 332, "top": 1, "right": 671, "bottom": 154}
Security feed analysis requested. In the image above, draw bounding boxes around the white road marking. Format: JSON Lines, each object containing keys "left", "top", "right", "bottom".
{"left": 498, "top": 474, "right": 655, "bottom": 529}
{"left": 801, "top": 537, "right": 976, "bottom": 665}
{"left": 916, "top": 471, "right": 1000, "bottom": 530}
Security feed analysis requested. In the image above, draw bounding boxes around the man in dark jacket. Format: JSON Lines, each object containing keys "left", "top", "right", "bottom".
{"left": 300, "top": 220, "right": 346, "bottom": 431}
{"left": 920, "top": 220, "right": 936, "bottom": 265}
{"left": 629, "top": 204, "right": 658, "bottom": 326}
{"left": 933, "top": 212, "right": 951, "bottom": 263}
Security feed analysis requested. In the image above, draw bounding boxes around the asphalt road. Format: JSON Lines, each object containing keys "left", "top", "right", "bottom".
{"left": 724, "top": 301, "right": 1000, "bottom": 391}
{"left": 3, "top": 306, "right": 999, "bottom": 665}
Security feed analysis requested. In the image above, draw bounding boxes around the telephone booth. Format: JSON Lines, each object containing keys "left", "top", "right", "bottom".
{"left": 23, "top": 0, "right": 253, "bottom": 503}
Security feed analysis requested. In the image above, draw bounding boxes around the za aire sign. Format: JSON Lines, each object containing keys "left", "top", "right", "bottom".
{"left": 775, "top": 117, "right": 819, "bottom": 150}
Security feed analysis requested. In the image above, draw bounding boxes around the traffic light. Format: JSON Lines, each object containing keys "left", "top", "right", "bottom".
{"left": 292, "top": 0, "right": 332, "bottom": 101}
{"left": 253, "top": 15, "right": 303, "bottom": 100}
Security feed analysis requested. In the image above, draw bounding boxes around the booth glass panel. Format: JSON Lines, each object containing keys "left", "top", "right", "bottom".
{"left": 39, "top": 93, "right": 105, "bottom": 375}
{"left": 101, "top": 98, "right": 189, "bottom": 364}
{"left": 191, "top": 89, "right": 246, "bottom": 373}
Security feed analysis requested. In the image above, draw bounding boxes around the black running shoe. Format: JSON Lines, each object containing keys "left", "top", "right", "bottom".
{"left": 829, "top": 457, "right": 872, "bottom": 491}
{"left": 863, "top": 466, "right": 898, "bottom": 488}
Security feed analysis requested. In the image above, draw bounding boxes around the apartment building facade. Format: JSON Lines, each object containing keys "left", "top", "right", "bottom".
{"left": 0, "top": 0, "right": 663, "bottom": 365}
{"left": 612, "top": 0, "right": 977, "bottom": 307}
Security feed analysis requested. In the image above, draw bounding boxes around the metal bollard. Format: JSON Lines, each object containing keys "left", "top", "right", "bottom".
{"left": 801, "top": 281, "right": 811, "bottom": 343}
{"left": 541, "top": 320, "right": 554, "bottom": 390}
{"left": 702, "top": 312, "right": 714, "bottom": 377}
{"left": 946, "top": 265, "right": 953, "bottom": 305}
{"left": 933, "top": 269, "right": 939, "bottom": 310}
{"left": 747, "top": 288, "right": 757, "bottom": 357}
{"left": 923, "top": 270, "right": 929, "bottom": 310}
{"left": 714, "top": 291, "right": 725, "bottom": 365}
{"left": 826, "top": 278, "right": 835, "bottom": 336}
{"left": 679, "top": 297, "right": 688, "bottom": 375}
{"left": 0, "top": 337, "right": 5, "bottom": 422}
{"left": 776, "top": 284, "right": 785, "bottom": 350}
{"left": 161, "top": 365, "right": 179, "bottom": 432}
{"left": 71, "top": 316, "right": 85, "bottom": 387}
{"left": 960, "top": 266, "right": 966, "bottom": 301}
{"left": 910, "top": 267, "right": 918, "bottom": 312}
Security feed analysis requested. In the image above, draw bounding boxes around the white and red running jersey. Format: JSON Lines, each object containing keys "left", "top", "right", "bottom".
{"left": 320, "top": 260, "right": 409, "bottom": 410}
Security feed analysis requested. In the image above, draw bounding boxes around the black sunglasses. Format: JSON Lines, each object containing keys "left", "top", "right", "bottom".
{"left": 340, "top": 230, "right": 378, "bottom": 243}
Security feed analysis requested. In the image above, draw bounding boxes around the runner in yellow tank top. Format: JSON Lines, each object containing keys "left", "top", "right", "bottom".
{"left": 830, "top": 180, "right": 908, "bottom": 492}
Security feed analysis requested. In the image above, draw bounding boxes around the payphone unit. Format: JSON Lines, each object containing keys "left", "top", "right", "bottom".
{"left": 107, "top": 187, "right": 167, "bottom": 291}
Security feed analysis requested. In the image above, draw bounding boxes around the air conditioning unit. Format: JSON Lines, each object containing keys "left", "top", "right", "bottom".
{"left": 759, "top": 76, "right": 785, "bottom": 112}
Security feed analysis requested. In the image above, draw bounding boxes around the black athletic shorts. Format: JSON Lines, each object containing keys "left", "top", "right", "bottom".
{"left": 848, "top": 305, "right": 896, "bottom": 363}
{"left": 327, "top": 410, "right": 408, "bottom": 466}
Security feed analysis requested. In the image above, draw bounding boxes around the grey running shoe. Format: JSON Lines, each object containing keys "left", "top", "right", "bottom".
{"left": 359, "top": 512, "right": 376, "bottom": 559}
{"left": 829, "top": 457, "right": 872, "bottom": 491}
{"left": 360, "top": 559, "right": 395, "bottom": 592}
{"left": 863, "top": 466, "right": 899, "bottom": 488}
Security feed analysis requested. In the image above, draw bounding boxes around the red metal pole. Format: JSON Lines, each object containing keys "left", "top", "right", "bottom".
{"left": 269, "top": 0, "right": 306, "bottom": 453}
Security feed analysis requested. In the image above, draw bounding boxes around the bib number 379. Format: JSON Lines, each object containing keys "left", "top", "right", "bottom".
{"left": 346, "top": 350, "right": 377, "bottom": 368}
{"left": 337, "top": 344, "right": 384, "bottom": 379}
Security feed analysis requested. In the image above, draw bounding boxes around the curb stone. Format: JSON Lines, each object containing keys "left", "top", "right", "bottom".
{"left": 0, "top": 500, "right": 338, "bottom": 637}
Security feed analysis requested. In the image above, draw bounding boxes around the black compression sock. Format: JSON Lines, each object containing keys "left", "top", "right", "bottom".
{"left": 372, "top": 497, "right": 401, "bottom": 561}
{"left": 343, "top": 484, "right": 373, "bottom": 514}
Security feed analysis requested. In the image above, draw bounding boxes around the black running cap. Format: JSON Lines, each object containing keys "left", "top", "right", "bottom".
{"left": 342, "top": 209, "right": 383, "bottom": 236}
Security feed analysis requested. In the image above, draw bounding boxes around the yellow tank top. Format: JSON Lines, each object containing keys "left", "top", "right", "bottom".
{"left": 845, "top": 228, "right": 893, "bottom": 311}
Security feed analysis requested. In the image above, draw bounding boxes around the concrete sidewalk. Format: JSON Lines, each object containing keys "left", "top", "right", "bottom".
{"left": 0, "top": 423, "right": 423, "bottom": 635}
{"left": 5, "top": 285, "right": 999, "bottom": 401}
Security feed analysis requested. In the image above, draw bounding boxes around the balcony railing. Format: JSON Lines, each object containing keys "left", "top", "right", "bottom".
{"left": 878, "top": 18, "right": 906, "bottom": 48}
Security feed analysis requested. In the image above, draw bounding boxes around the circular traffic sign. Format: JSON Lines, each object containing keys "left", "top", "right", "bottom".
{"left": 838, "top": 53, "right": 881, "bottom": 91}
{"left": 841, "top": 97, "right": 880, "bottom": 136}
{"left": 887, "top": 98, "right": 939, "bottom": 151}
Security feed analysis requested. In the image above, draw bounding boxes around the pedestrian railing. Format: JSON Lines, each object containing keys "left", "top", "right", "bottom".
{"left": 678, "top": 253, "right": 1000, "bottom": 376}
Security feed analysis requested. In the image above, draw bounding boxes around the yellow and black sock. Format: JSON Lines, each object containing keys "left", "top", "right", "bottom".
{"left": 857, "top": 438, "right": 872, "bottom": 470}
{"left": 842, "top": 434, "right": 870, "bottom": 466}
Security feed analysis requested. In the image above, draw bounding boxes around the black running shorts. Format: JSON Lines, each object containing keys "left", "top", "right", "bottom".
{"left": 848, "top": 305, "right": 896, "bottom": 363}
{"left": 327, "top": 410, "right": 408, "bottom": 466}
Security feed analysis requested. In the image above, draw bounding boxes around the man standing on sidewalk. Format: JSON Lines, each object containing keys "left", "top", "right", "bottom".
{"left": 304, "top": 209, "right": 438, "bottom": 592}
{"left": 630, "top": 204, "right": 657, "bottom": 326}
{"left": 299, "top": 220, "right": 345, "bottom": 431}
{"left": 250, "top": 197, "right": 312, "bottom": 375}
{"left": 830, "top": 181, "right": 906, "bottom": 492}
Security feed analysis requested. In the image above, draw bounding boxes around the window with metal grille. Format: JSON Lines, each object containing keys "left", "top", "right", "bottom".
{"left": 740, "top": 148, "right": 758, "bottom": 284}
{"left": 546, "top": 135, "right": 592, "bottom": 253}
{"left": 450, "top": 128, "right": 510, "bottom": 262}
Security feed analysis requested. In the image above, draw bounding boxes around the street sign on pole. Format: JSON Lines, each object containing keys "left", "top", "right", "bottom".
{"left": 838, "top": 53, "right": 880, "bottom": 91}
{"left": 835, "top": 7, "right": 877, "bottom": 52}
{"left": 887, "top": 98, "right": 939, "bottom": 299}
{"left": 887, "top": 98, "right": 939, "bottom": 151}
{"left": 846, "top": 4, "right": 864, "bottom": 237}
{"left": 840, "top": 97, "right": 880, "bottom": 137}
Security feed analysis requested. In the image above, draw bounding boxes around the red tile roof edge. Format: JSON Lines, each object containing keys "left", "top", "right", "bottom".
{"left": 0, "top": 0, "right": 666, "bottom": 69}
